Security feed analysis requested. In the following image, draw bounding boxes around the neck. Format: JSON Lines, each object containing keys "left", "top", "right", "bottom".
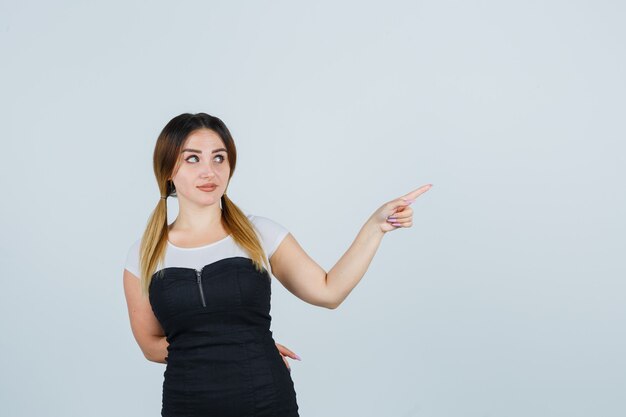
{"left": 169, "top": 200, "right": 224, "bottom": 234}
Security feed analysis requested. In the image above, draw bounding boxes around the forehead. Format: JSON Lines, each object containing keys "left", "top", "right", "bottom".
{"left": 183, "top": 129, "right": 225, "bottom": 149}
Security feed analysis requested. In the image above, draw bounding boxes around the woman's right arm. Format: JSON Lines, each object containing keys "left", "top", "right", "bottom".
{"left": 123, "top": 268, "right": 169, "bottom": 364}
{"left": 143, "top": 336, "right": 169, "bottom": 364}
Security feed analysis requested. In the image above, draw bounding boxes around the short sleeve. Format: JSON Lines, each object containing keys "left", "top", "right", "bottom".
{"left": 124, "top": 238, "right": 141, "bottom": 278}
{"left": 250, "top": 215, "right": 290, "bottom": 258}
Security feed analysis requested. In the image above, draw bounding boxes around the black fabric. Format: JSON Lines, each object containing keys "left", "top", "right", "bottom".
{"left": 149, "top": 256, "right": 300, "bottom": 417}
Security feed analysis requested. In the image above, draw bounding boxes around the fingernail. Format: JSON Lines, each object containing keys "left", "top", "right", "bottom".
{"left": 295, "top": 354, "right": 302, "bottom": 361}
{"left": 387, "top": 217, "right": 396, "bottom": 221}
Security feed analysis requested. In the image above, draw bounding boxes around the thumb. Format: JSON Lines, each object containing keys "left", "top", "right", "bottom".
{"left": 276, "top": 343, "right": 302, "bottom": 361}
{"left": 389, "top": 196, "right": 415, "bottom": 212}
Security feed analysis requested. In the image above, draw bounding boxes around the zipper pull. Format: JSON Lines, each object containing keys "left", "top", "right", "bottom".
{"left": 196, "top": 269, "right": 207, "bottom": 307}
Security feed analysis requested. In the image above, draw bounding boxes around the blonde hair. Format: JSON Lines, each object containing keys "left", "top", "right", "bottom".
{"left": 138, "top": 113, "right": 269, "bottom": 296}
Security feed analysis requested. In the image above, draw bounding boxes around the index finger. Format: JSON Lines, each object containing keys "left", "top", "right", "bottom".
{"left": 401, "top": 184, "right": 433, "bottom": 202}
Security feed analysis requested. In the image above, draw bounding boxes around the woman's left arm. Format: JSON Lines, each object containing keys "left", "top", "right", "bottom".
{"left": 270, "top": 184, "right": 432, "bottom": 309}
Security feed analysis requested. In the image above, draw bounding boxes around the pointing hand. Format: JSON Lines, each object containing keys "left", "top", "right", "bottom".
{"left": 369, "top": 184, "right": 433, "bottom": 234}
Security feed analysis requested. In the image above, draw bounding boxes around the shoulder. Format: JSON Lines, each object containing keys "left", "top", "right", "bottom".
{"left": 247, "top": 214, "right": 290, "bottom": 258}
{"left": 126, "top": 237, "right": 141, "bottom": 256}
{"left": 124, "top": 237, "right": 142, "bottom": 278}
{"left": 248, "top": 214, "right": 287, "bottom": 230}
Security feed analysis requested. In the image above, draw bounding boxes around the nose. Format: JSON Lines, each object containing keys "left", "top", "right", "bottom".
{"left": 199, "top": 161, "right": 217, "bottom": 178}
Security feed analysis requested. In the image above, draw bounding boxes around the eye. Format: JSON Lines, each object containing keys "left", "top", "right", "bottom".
{"left": 184, "top": 154, "right": 226, "bottom": 164}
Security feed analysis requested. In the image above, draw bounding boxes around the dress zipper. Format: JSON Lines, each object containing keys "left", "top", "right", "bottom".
{"left": 196, "top": 269, "right": 207, "bottom": 307}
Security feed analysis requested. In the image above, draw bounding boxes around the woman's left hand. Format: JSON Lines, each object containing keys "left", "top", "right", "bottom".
{"left": 369, "top": 184, "right": 433, "bottom": 234}
{"left": 275, "top": 342, "right": 301, "bottom": 372}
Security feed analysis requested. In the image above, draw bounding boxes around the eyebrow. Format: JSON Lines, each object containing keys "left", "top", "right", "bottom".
{"left": 180, "top": 148, "right": 227, "bottom": 154}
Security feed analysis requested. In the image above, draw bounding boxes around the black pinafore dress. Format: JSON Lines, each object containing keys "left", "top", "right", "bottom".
{"left": 149, "top": 256, "right": 300, "bottom": 417}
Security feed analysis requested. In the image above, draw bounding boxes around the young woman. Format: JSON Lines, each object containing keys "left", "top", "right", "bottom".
{"left": 122, "top": 112, "right": 432, "bottom": 417}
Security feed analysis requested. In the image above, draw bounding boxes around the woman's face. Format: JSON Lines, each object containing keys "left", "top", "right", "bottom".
{"left": 170, "top": 128, "right": 230, "bottom": 207}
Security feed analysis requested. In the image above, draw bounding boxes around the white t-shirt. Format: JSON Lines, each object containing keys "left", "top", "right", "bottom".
{"left": 124, "top": 214, "right": 289, "bottom": 279}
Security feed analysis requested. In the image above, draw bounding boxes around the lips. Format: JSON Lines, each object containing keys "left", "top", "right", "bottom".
{"left": 197, "top": 183, "right": 217, "bottom": 191}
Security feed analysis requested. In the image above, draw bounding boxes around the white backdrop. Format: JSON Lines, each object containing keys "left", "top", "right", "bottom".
{"left": 1, "top": 1, "right": 624, "bottom": 416}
